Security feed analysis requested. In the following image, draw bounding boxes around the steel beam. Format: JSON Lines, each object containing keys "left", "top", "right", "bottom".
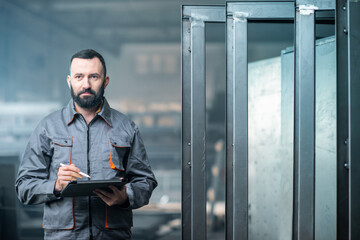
{"left": 293, "top": 1, "right": 335, "bottom": 239}
{"left": 225, "top": 11, "right": 234, "bottom": 240}
{"left": 336, "top": 0, "right": 349, "bottom": 239}
{"left": 227, "top": 2, "right": 294, "bottom": 20}
{"left": 181, "top": 15, "right": 192, "bottom": 240}
{"left": 296, "top": 0, "right": 335, "bottom": 10}
{"left": 183, "top": 6, "right": 226, "bottom": 23}
{"left": 181, "top": 6, "right": 225, "bottom": 240}
{"left": 232, "top": 12, "right": 249, "bottom": 240}
{"left": 293, "top": 5, "right": 316, "bottom": 240}
{"left": 348, "top": 1, "right": 360, "bottom": 239}
{"left": 190, "top": 13, "right": 207, "bottom": 240}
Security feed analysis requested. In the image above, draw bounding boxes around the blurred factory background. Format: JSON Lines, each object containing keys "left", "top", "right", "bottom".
{"left": 0, "top": 0, "right": 222, "bottom": 239}
{"left": 0, "top": 0, "right": 337, "bottom": 240}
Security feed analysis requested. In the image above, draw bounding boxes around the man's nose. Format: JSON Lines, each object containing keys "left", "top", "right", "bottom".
{"left": 82, "top": 77, "right": 91, "bottom": 89}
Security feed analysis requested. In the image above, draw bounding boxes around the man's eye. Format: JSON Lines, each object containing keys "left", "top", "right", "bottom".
{"left": 75, "top": 75, "right": 82, "bottom": 79}
{"left": 90, "top": 75, "right": 99, "bottom": 79}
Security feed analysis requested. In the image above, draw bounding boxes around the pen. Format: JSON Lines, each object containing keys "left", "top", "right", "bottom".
{"left": 60, "top": 163, "right": 91, "bottom": 178}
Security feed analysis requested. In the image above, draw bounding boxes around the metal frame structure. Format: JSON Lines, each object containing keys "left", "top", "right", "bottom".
{"left": 347, "top": 1, "right": 360, "bottom": 239}
{"left": 182, "top": 0, "right": 360, "bottom": 239}
{"left": 181, "top": 6, "right": 225, "bottom": 240}
{"left": 293, "top": 1, "right": 333, "bottom": 239}
{"left": 226, "top": 2, "right": 294, "bottom": 239}
{"left": 336, "top": 0, "right": 349, "bottom": 238}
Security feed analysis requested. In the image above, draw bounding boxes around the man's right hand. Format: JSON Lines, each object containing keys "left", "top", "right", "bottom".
{"left": 54, "top": 163, "right": 83, "bottom": 193}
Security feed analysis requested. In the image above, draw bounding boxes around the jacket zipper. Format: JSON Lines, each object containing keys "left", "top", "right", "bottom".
{"left": 87, "top": 124, "right": 93, "bottom": 239}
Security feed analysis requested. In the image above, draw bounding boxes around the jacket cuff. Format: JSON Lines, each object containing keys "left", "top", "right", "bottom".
{"left": 47, "top": 180, "right": 62, "bottom": 201}
{"left": 125, "top": 184, "right": 134, "bottom": 208}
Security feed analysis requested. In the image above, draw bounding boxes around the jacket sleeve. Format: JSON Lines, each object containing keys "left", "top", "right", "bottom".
{"left": 125, "top": 127, "right": 157, "bottom": 209}
{"left": 15, "top": 125, "right": 60, "bottom": 205}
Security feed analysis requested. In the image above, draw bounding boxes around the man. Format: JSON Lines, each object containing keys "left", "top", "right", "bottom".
{"left": 15, "top": 49, "right": 157, "bottom": 240}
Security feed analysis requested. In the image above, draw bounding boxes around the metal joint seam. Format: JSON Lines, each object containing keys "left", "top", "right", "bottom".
{"left": 190, "top": 14, "right": 208, "bottom": 27}
{"left": 233, "top": 11, "right": 249, "bottom": 22}
{"left": 298, "top": 4, "right": 318, "bottom": 15}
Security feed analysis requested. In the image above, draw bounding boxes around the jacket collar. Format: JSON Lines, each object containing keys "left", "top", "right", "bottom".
{"left": 66, "top": 98, "right": 112, "bottom": 127}
{"left": 97, "top": 98, "right": 113, "bottom": 127}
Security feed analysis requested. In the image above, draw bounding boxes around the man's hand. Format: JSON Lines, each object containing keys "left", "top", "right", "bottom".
{"left": 54, "top": 164, "right": 82, "bottom": 193}
{"left": 93, "top": 186, "right": 128, "bottom": 207}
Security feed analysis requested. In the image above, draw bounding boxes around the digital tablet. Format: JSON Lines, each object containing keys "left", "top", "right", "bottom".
{"left": 60, "top": 179, "right": 127, "bottom": 197}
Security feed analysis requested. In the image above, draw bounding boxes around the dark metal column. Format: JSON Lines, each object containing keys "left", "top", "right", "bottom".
{"left": 348, "top": 1, "right": 360, "bottom": 239}
{"left": 336, "top": 0, "right": 349, "bottom": 239}
{"left": 293, "top": 5, "right": 316, "bottom": 240}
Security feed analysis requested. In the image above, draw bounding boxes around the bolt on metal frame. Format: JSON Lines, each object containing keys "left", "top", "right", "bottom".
{"left": 181, "top": 6, "right": 225, "bottom": 240}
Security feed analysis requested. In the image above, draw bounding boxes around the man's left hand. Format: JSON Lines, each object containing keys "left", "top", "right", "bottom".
{"left": 93, "top": 185, "right": 128, "bottom": 207}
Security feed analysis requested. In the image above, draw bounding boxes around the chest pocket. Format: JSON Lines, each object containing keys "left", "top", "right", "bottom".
{"left": 52, "top": 137, "right": 73, "bottom": 175}
{"left": 108, "top": 135, "right": 131, "bottom": 172}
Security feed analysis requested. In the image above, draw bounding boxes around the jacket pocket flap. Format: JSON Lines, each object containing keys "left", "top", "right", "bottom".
{"left": 109, "top": 136, "right": 131, "bottom": 148}
{"left": 53, "top": 137, "right": 73, "bottom": 147}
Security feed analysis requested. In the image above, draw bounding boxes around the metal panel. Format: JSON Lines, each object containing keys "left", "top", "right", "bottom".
{"left": 348, "top": 1, "right": 360, "bottom": 239}
{"left": 281, "top": 37, "right": 337, "bottom": 240}
{"left": 293, "top": 6, "right": 315, "bottom": 240}
{"left": 182, "top": 5, "right": 225, "bottom": 240}
{"left": 336, "top": 0, "right": 349, "bottom": 239}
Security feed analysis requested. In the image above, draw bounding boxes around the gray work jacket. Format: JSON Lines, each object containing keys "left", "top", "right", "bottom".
{"left": 15, "top": 98, "right": 157, "bottom": 240}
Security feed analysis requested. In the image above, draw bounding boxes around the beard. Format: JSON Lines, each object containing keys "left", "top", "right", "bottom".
{"left": 71, "top": 82, "right": 105, "bottom": 109}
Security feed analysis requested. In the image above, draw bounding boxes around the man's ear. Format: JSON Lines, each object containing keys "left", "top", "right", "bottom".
{"left": 104, "top": 76, "right": 110, "bottom": 89}
{"left": 67, "top": 75, "right": 71, "bottom": 89}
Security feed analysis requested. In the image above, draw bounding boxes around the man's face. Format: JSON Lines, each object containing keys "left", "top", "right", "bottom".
{"left": 67, "top": 57, "right": 109, "bottom": 109}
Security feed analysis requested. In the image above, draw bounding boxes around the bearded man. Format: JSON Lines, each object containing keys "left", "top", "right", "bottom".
{"left": 15, "top": 49, "right": 157, "bottom": 240}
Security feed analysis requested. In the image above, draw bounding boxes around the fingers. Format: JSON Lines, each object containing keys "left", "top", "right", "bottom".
{"left": 57, "top": 175, "right": 78, "bottom": 182}
{"left": 93, "top": 186, "right": 127, "bottom": 207}
{"left": 94, "top": 188, "right": 112, "bottom": 198}
{"left": 108, "top": 185, "right": 121, "bottom": 194}
{"left": 54, "top": 164, "right": 82, "bottom": 192}
{"left": 93, "top": 189, "right": 114, "bottom": 206}
{"left": 58, "top": 164, "right": 83, "bottom": 179}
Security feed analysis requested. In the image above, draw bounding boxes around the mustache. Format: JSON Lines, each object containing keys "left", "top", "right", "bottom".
{"left": 77, "top": 88, "right": 96, "bottom": 96}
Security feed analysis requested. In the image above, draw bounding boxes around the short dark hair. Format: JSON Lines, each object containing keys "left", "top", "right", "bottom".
{"left": 70, "top": 49, "right": 107, "bottom": 77}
